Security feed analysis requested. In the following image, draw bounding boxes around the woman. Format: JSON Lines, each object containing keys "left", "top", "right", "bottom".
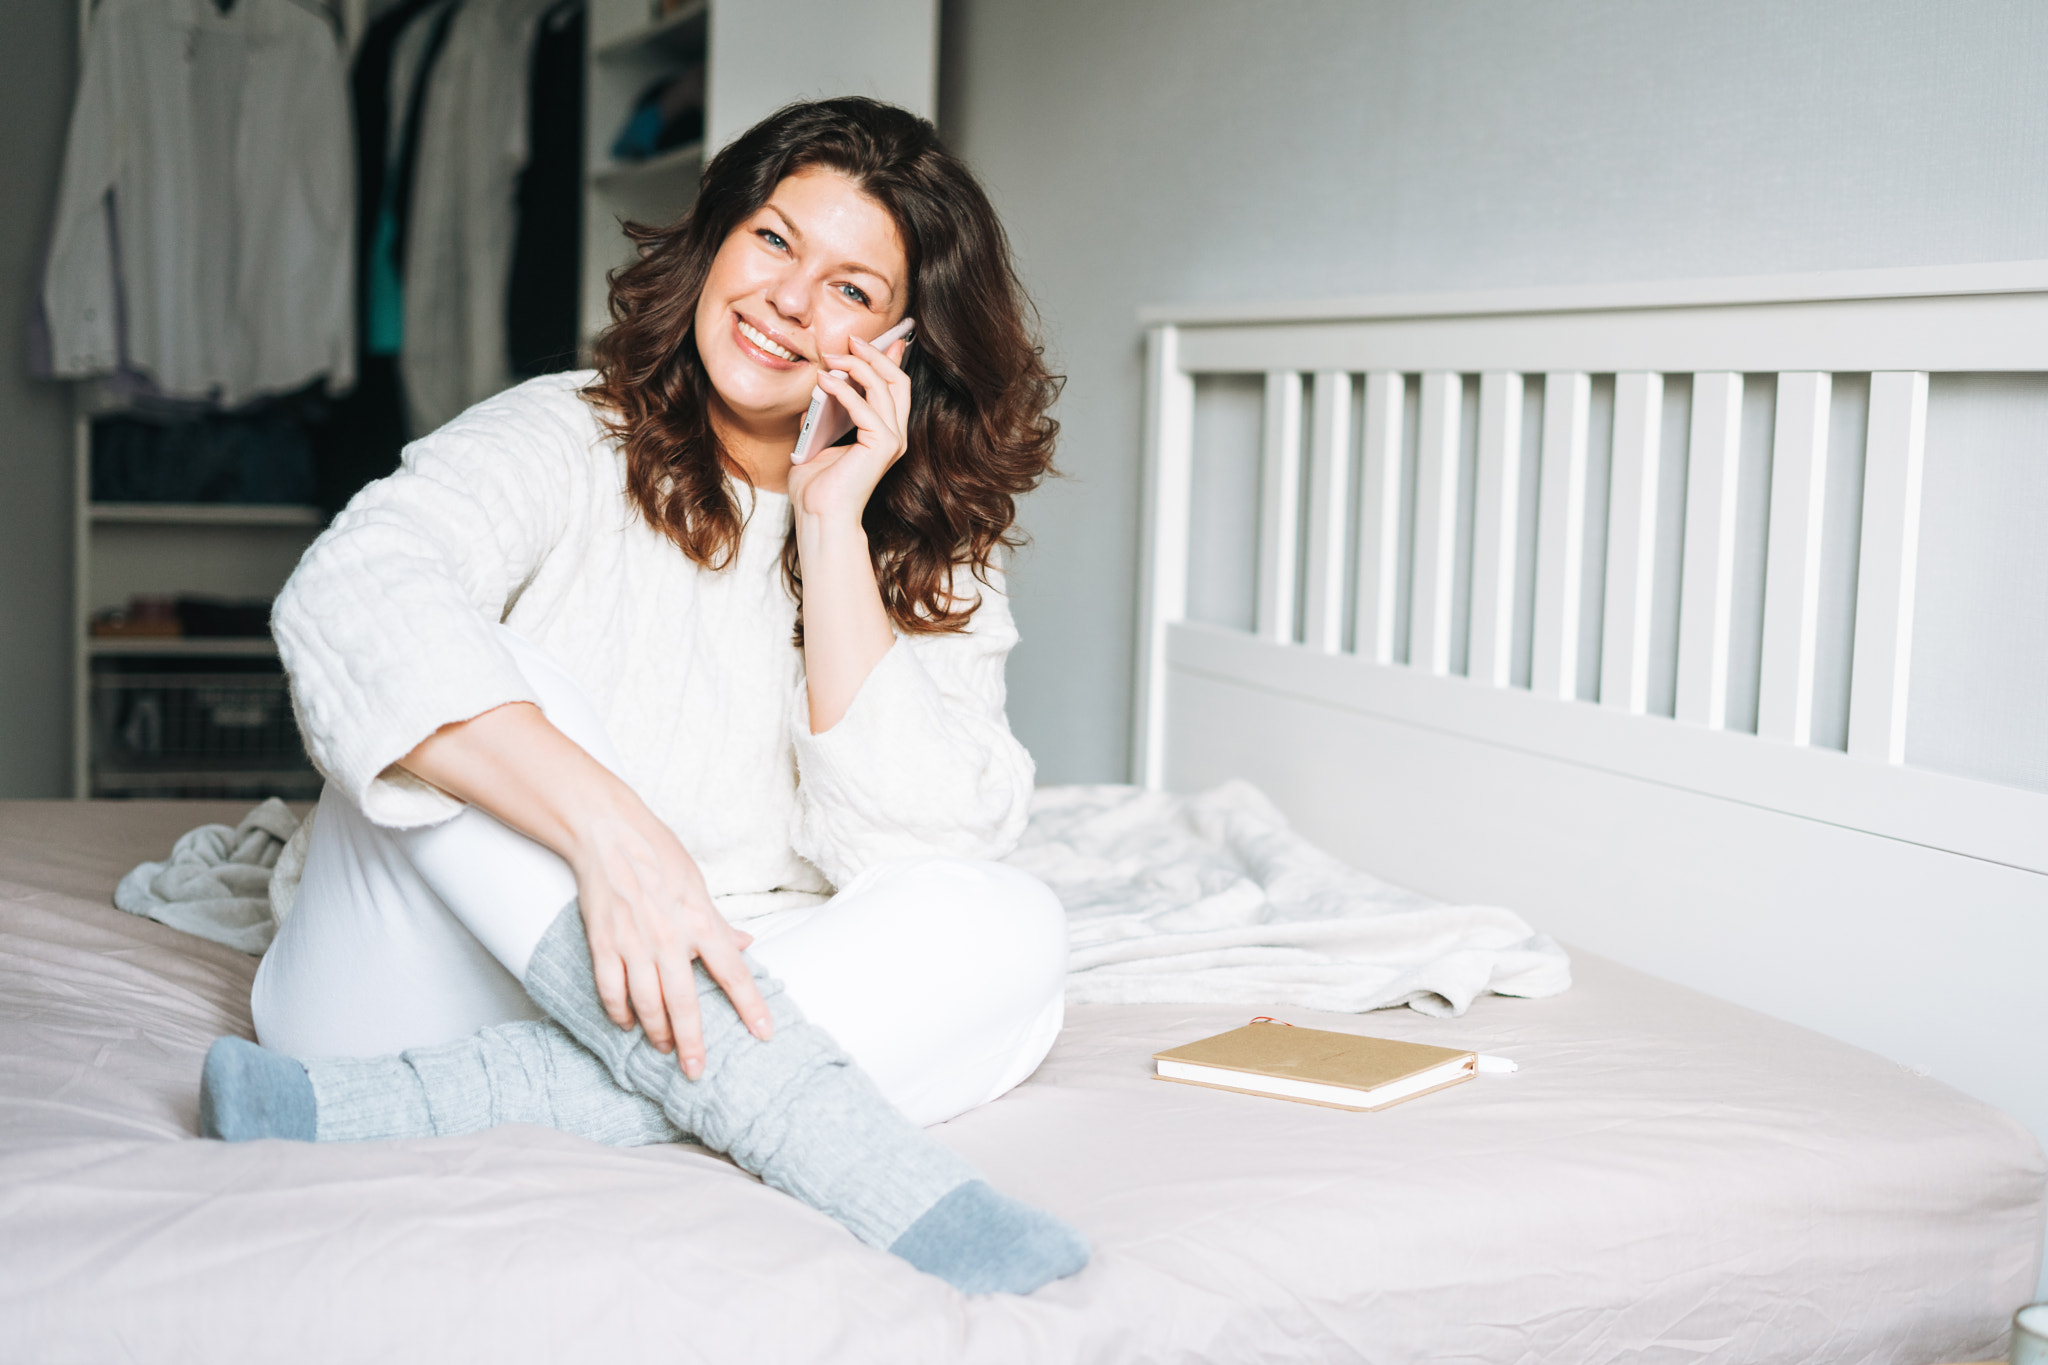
{"left": 199, "top": 99, "right": 1087, "bottom": 1295}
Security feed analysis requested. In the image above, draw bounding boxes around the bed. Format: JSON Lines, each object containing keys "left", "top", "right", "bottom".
{"left": 6, "top": 264, "right": 2047, "bottom": 1363}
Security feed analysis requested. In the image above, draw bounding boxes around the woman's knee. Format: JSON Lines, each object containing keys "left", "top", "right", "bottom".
{"left": 855, "top": 857, "right": 1068, "bottom": 995}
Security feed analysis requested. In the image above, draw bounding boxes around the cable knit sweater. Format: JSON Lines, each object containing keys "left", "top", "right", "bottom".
{"left": 272, "top": 371, "right": 1035, "bottom": 919}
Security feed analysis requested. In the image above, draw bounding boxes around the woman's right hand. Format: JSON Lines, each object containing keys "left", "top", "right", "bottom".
{"left": 562, "top": 787, "right": 772, "bottom": 1078}
{"left": 400, "top": 701, "right": 772, "bottom": 1077}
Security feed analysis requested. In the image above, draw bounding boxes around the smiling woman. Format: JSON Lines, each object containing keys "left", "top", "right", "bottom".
{"left": 200, "top": 99, "right": 1087, "bottom": 1296}
{"left": 590, "top": 100, "right": 1059, "bottom": 646}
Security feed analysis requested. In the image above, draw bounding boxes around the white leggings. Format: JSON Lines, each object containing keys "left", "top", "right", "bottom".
{"left": 251, "top": 629, "right": 1068, "bottom": 1128}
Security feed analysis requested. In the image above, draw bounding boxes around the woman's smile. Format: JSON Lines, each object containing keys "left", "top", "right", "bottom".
{"left": 733, "top": 313, "right": 806, "bottom": 368}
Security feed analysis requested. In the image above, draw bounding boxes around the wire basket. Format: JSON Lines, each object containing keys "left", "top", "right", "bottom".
{"left": 89, "top": 669, "right": 319, "bottom": 799}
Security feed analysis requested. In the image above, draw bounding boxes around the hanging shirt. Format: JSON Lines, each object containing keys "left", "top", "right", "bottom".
{"left": 40, "top": 0, "right": 355, "bottom": 407}
{"left": 399, "top": 0, "right": 559, "bottom": 435}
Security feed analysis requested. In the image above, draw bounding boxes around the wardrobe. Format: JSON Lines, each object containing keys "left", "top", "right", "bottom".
{"left": 55, "top": 0, "right": 937, "bottom": 798}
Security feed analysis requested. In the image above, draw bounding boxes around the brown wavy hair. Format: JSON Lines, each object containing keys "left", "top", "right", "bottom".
{"left": 584, "top": 98, "right": 1059, "bottom": 636}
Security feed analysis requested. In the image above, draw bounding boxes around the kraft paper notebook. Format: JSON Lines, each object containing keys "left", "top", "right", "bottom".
{"left": 1153, "top": 1021, "right": 1476, "bottom": 1112}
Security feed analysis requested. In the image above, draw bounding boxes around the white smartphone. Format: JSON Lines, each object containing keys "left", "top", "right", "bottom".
{"left": 789, "top": 316, "right": 917, "bottom": 465}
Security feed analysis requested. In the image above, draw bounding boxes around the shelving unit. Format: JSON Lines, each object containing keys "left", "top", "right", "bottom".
{"left": 581, "top": 0, "right": 709, "bottom": 350}
{"left": 70, "top": 416, "right": 325, "bottom": 798}
{"left": 578, "top": 0, "right": 940, "bottom": 351}
{"left": 89, "top": 503, "right": 325, "bottom": 528}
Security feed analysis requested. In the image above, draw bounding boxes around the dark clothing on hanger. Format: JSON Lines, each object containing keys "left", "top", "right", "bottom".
{"left": 508, "top": 0, "right": 585, "bottom": 379}
{"left": 311, "top": 0, "right": 459, "bottom": 516}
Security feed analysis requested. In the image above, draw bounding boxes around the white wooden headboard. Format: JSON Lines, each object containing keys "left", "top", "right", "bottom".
{"left": 1132, "top": 261, "right": 2048, "bottom": 1177}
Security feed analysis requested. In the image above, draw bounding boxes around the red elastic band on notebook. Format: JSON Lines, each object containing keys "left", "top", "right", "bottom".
{"left": 1249, "top": 1017, "right": 1293, "bottom": 1026}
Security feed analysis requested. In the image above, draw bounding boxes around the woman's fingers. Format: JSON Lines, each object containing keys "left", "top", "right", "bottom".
{"left": 824, "top": 343, "right": 911, "bottom": 428}
{"left": 623, "top": 937, "right": 675, "bottom": 1053}
{"left": 582, "top": 900, "right": 636, "bottom": 1031}
{"left": 658, "top": 958, "right": 706, "bottom": 1078}
{"left": 816, "top": 367, "right": 889, "bottom": 429}
{"left": 652, "top": 933, "right": 705, "bottom": 1071}
{"left": 816, "top": 370, "right": 901, "bottom": 459}
{"left": 698, "top": 933, "right": 773, "bottom": 1042}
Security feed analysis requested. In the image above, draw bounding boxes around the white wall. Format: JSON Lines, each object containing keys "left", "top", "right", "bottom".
{"left": 939, "top": 0, "right": 2048, "bottom": 786}
{"left": 941, "top": 0, "right": 2048, "bottom": 1293}
{"left": 0, "top": 1, "right": 78, "bottom": 798}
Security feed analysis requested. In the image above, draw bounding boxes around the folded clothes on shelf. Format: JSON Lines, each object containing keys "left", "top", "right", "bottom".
{"left": 91, "top": 400, "right": 318, "bottom": 505}
{"left": 611, "top": 64, "right": 705, "bottom": 161}
{"left": 91, "top": 596, "right": 275, "bottom": 640}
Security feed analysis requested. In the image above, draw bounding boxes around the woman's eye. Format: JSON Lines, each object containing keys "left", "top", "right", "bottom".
{"left": 756, "top": 229, "right": 788, "bottom": 251}
{"left": 839, "top": 284, "right": 871, "bottom": 306}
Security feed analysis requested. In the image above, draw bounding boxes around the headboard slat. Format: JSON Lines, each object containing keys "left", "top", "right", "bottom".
{"left": 1847, "top": 371, "right": 1929, "bottom": 765}
{"left": 1302, "top": 371, "right": 1353, "bottom": 654}
{"left": 1600, "top": 373, "right": 1666, "bottom": 714}
{"left": 1411, "top": 373, "right": 1464, "bottom": 676}
{"left": 1131, "top": 323, "right": 1194, "bottom": 789}
{"left": 1353, "top": 371, "right": 1406, "bottom": 665}
{"left": 1255, "top": 371, "right": 1304, "bottom": 644}
{"left": 1469, "top": 372, "right": 1525, "bottom": 688}
{"left": 1531, "top": 372, "right": 1592, "bottom": 700}
{"left": 1674, "top": 372, "right": 1745, "bottom": 730}
{"left": 1757, "top": 371, "right": 1833, "bottom": 746}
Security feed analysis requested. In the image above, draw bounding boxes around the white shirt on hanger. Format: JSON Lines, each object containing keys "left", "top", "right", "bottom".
{"left": 41, "top": 0, "right": 355, "bottom": 407}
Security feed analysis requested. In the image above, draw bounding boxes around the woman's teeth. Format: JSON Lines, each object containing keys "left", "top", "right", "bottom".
{"left": 737, "top": 319, "right": 799, "bottom": 362}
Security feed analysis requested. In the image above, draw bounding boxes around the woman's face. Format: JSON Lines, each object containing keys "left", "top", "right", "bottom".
{"left": 693, "top": 166, "right": 909, "bottom": 437}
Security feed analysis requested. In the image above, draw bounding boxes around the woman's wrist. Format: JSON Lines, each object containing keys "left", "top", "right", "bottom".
{"left": 793, "top": 504, "right": 869, "bottom": 556}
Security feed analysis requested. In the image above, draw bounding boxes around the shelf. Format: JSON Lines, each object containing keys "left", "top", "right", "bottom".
{"left": 90, "top": 769, "right": 321, "bottom": 794}
{"left": 88, "top": 637, "right": 278, "bottom": 658}
{"left": 591, "top": 140, "right": 705, "bottom": 189}
{"left": 593, "top": 1, "right": 706, "bottom": 63}
{"left": 90, "top": 503, "right": 325, "bottom": 527}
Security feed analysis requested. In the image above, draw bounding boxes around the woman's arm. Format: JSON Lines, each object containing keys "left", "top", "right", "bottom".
{"left": 782, "top": 333, "right": 1035, "bottom": 884}
{"left": 398, "top": 702, "right": 772, "bottom": 1077}
{"left": 787, "top": 331, "right": 911, "bottom": 732}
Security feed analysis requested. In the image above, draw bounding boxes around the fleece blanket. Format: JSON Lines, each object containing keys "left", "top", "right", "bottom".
{"left": 113, "top": 781, "right": 1569, "bottom": 1016}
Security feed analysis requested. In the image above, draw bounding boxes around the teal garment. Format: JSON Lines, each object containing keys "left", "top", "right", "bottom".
{"left": 365, "top": 210, "right": 405, "bottom": 356}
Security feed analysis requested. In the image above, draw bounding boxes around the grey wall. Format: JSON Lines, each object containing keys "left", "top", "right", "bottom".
{"left": 0, "top": 1, "right": 78, "bottom": 798}
{"left": 940, "top": 0, "right": 2048, "bottom": 784}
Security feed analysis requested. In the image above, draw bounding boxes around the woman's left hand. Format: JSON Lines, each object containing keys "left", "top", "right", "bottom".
{"left": 787, "top": 331, "right": 913, "bottom": 528}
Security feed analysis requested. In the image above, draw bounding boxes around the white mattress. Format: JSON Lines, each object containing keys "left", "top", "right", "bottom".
{"left": 1, "top": 800, "right": 2040, "bottom": 1363}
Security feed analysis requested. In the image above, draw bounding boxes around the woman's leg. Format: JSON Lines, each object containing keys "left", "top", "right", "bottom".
{"left": 288, "top": 857, "right": 1064, "bottom": 1148}
{"left": 249, "top": 626, "right": 618, "bottom": 1058}
{"left": 747, "top": 858, "right": 1067, "bottom": 1128}
{"left": 212, "top": 627, "right": 1088, "bottom": 1291}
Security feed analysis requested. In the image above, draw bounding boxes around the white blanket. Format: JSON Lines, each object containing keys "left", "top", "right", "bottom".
{"left": 113, "top": 798, "right": 300, "bottom": 955}
{"left": 1012, "top": 782, "right": 1569, "bottom": 1015}
{"left": 113, "top": 782, "right": 1570, "bottom": 1015}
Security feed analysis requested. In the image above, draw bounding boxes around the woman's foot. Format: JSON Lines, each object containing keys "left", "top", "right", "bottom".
{"left": 199, "top": 1036, "right": 317, "bottom": 1141}
{"left": 889, "top": 1180, "right": 1090, "bottom": 1294}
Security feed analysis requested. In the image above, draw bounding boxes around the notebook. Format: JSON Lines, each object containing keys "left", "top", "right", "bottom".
{"left": 1152, "top": 1021, "right": 1476, "bottom": 1112}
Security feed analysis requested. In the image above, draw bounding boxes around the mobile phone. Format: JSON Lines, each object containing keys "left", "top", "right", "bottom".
{"left": 789, "top": 316, "right": 917, "bottom": 465}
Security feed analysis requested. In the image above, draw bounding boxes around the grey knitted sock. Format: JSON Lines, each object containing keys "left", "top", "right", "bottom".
{"left": 305, "top": 1020, "right": 680, "bottom": 1146}
{"left": 521, "top": 900, "right": 982, "bottom": 1251}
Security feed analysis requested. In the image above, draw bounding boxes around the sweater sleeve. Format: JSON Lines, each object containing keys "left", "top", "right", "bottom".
{"left": 272, "top": 378, "right": 590, "bottom": 828}
{"left": 787, "top": 568, "right": 1036, "bottom": 887}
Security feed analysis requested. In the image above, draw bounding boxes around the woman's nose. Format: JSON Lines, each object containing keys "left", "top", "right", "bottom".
{"left": 765, "top": 271, "right": 813, "bottom": 330}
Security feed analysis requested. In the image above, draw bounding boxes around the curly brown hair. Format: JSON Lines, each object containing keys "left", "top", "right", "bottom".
{"left": 584, "top": 98, "right": 1060, "bottom": 636}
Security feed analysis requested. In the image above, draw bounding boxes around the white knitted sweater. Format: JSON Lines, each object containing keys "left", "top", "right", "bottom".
{"left": 272, "top": 372, "right": 1035, "bottom": 918}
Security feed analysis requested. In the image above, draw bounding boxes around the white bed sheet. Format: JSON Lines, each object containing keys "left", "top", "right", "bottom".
{"left": 1, "top": 801, "right": 2040, "bottom": 1364}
